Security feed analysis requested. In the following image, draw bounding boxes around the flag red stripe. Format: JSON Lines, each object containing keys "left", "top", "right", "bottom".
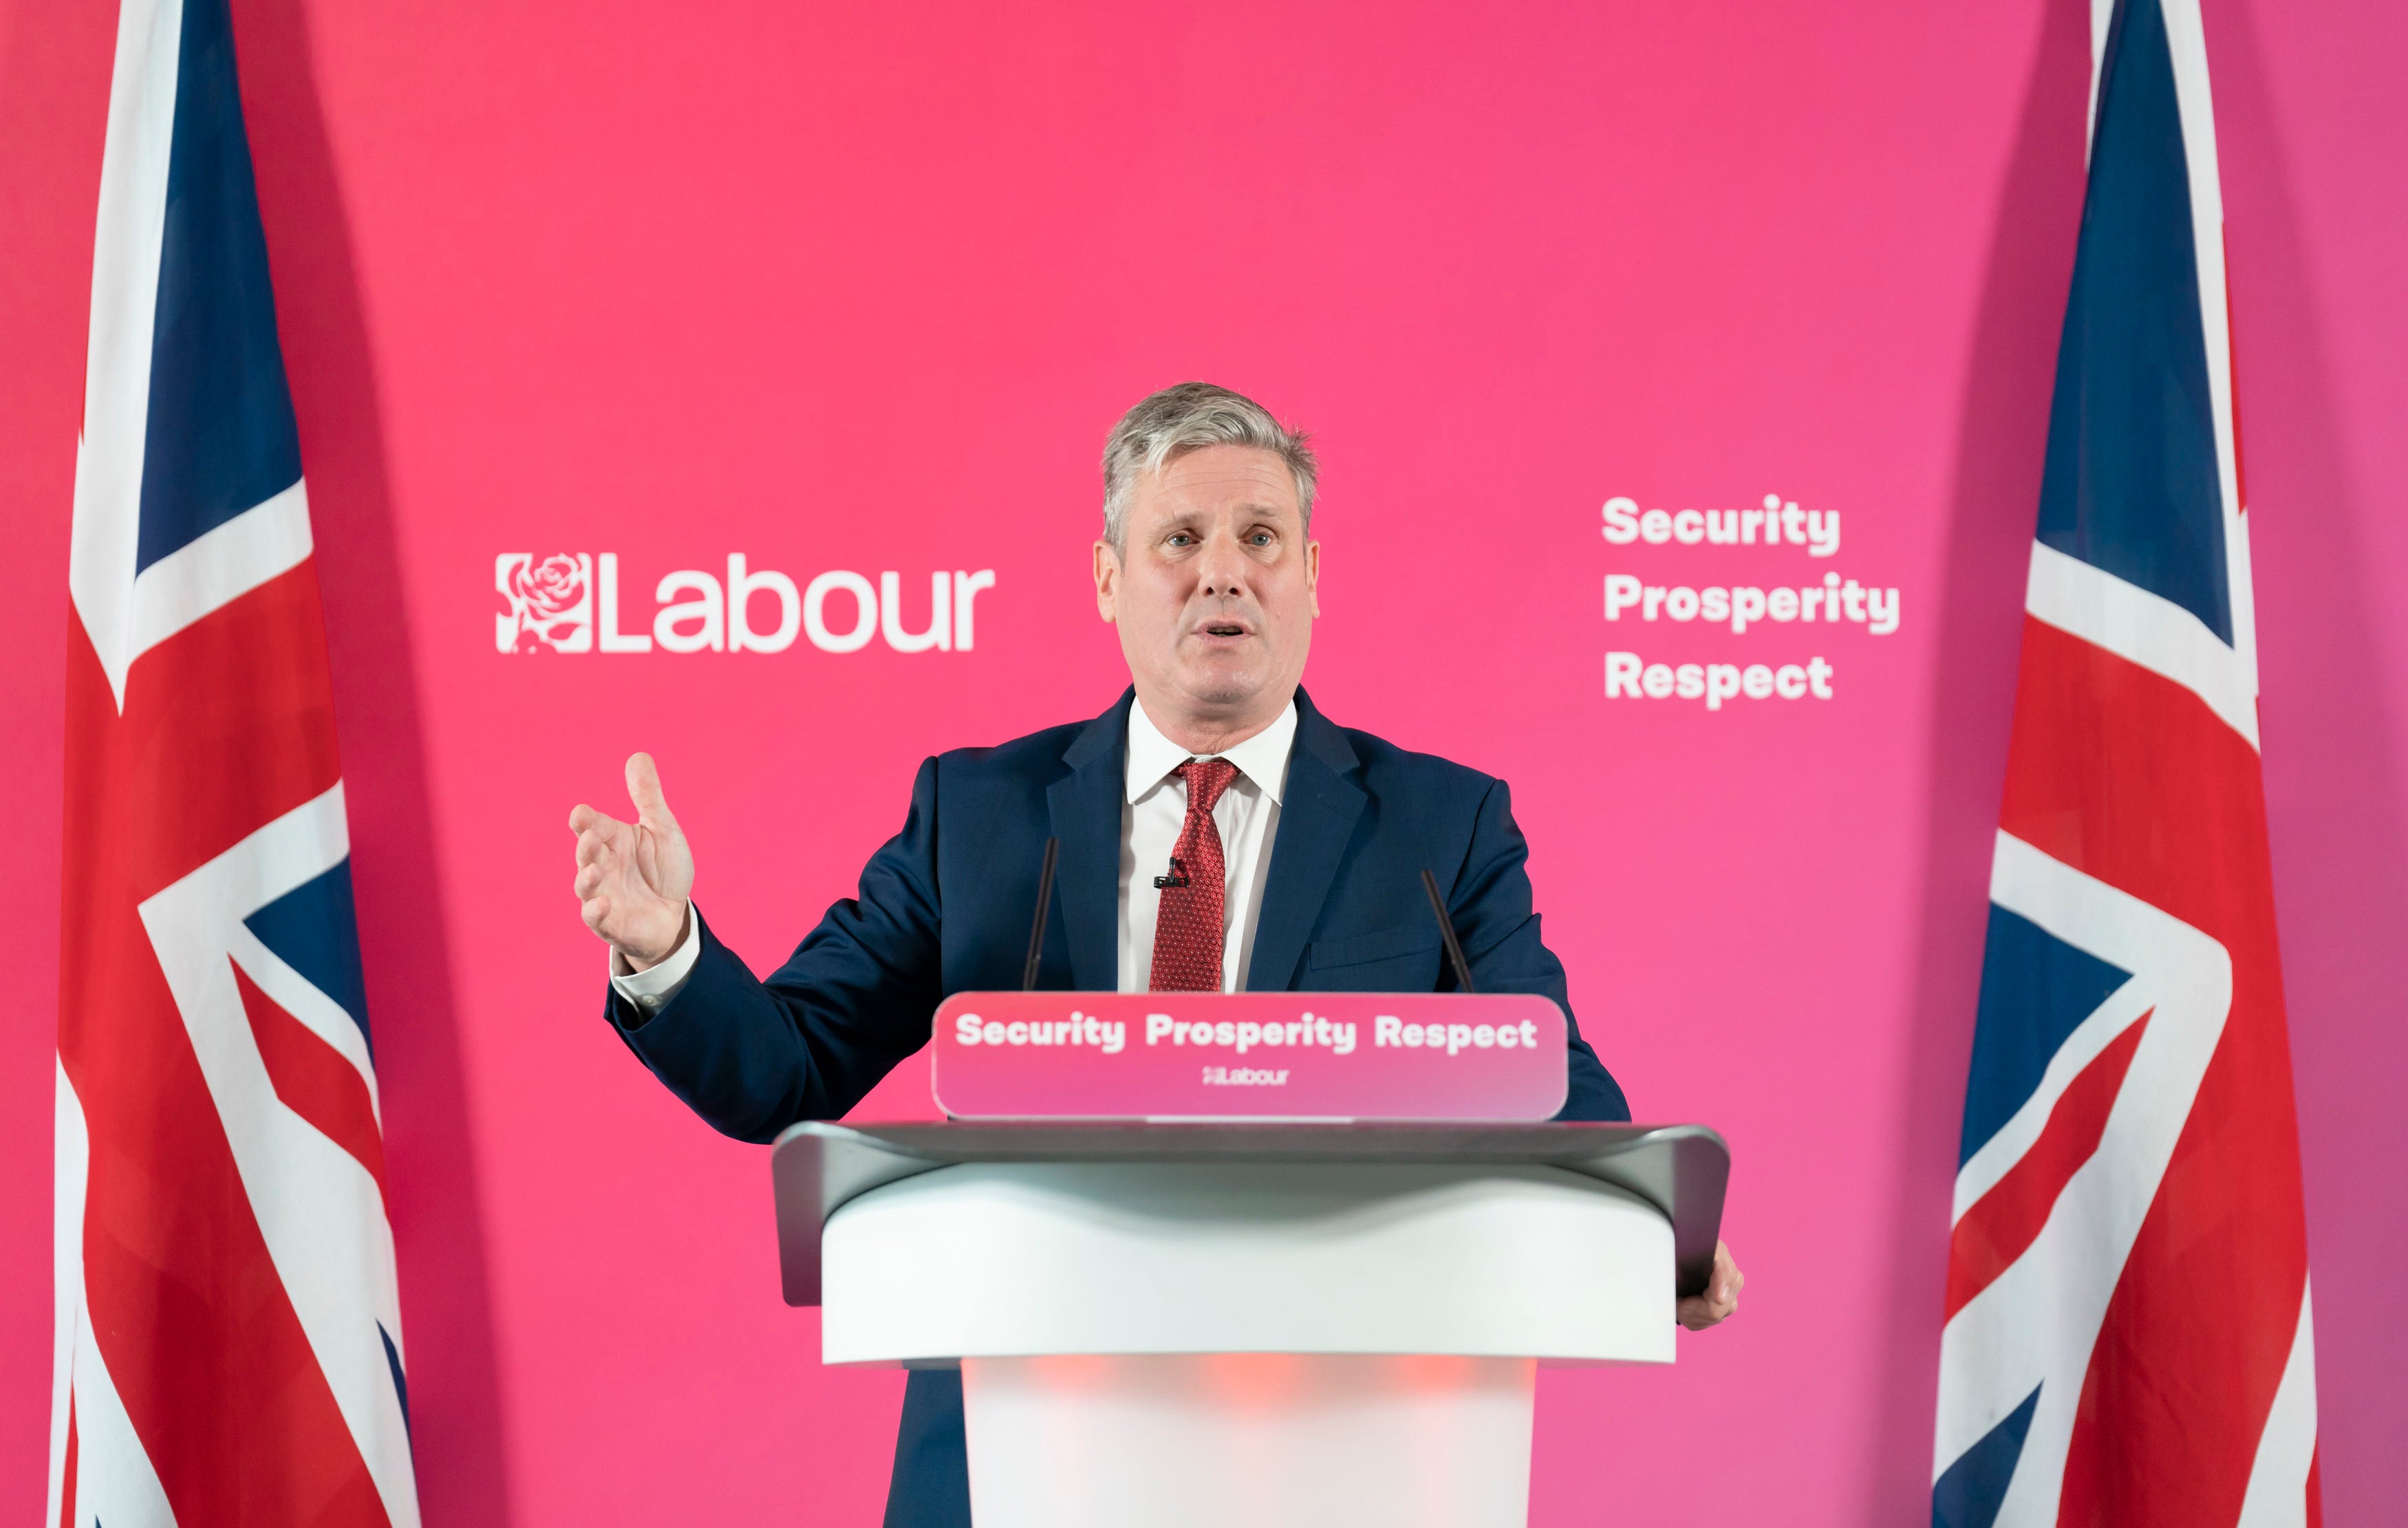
{"left": 106, "top": 562, "right": 345, "bottom": 902}
{"left": 1945, "top": 1012, "right": 2151, "bottom": 1320}
{"left": 233, "top": 961, "right": 389, "bottom": 1201}
{"left": 1998, "top": 617, "right": 2308, "bottom": 1528}
{"left": 61, "top": 601, "right": 391, "bottom": 1527}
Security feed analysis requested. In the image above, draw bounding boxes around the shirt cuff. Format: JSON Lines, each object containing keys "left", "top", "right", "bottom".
{"left": 610, "top": 904, "right": 700, "bottom": 1015}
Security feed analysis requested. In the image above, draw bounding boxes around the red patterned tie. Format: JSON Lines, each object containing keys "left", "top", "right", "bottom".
{"left": 1148, "top": 757, "right": 1240, "bottom": 993}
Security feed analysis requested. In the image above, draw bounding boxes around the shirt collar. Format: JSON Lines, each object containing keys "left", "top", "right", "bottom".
{"left": 1125, "top": 696, "right": 1298, "bottom": 807}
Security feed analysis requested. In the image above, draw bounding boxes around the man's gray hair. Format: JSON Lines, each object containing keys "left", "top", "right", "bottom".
{"left": 1100, "top": 382, "right": 1317, "bottom": 553}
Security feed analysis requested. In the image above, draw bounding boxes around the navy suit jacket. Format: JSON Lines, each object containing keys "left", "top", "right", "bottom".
{"left": 607, "top": 687, "right": 1629, "bottom": 1526}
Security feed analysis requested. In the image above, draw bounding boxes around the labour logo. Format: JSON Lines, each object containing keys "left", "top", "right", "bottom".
{"left": 495, "top": 553, "right": 593, "bottom": 652}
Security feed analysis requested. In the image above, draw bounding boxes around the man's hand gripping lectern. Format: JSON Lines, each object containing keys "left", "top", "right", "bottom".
{"left": 771, "top": 1110, "right": 1728, "bottom": 1527}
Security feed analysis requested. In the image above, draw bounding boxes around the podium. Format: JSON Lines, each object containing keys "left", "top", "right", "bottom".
{"left": 772, "top": 1120, "right": 1728, "bottom": 1527}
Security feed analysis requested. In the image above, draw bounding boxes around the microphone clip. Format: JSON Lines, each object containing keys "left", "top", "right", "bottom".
{"left": 1152, "top": 857, "right": 1191, "bottom": 890}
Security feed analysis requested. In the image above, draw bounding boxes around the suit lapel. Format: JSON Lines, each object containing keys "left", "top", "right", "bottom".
{"left": 1046, "top": 691, "right": 1132, "bottom": 992}
{"left": 1246, "top": 689, "right": 1366, "bottom": 992}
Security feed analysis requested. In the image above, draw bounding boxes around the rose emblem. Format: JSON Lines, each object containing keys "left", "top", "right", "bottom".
{"left": 495, "top": 552, "right": 594, "bottom": 652}
{"left": 515, "top": 555, "right": 585, "bottom": 621}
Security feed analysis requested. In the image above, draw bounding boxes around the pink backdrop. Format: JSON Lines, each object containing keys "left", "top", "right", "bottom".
{"left": 4, "top": 0, "right": 2403, "bottom": 1521}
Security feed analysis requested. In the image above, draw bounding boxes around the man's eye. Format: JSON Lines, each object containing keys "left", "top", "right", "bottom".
{"left": 1248, "top": 532, "right": 1273, "bottom": 546}
{"left": 1168, "top": 534, "right": 1193, "bottom": 547}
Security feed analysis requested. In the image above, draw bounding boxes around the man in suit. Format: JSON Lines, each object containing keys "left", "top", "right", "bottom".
{"left": 570, "top": 382, "right": 1743, "bottom": 1526}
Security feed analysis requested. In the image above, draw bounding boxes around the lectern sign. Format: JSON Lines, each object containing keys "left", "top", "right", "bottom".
{"left": 930, "top": 992, "right": 1569, "bottom": 1121}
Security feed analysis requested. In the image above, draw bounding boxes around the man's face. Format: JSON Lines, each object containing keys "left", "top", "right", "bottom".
{"left": 1095, "top": 444, "right": 1320, "bottom": 729}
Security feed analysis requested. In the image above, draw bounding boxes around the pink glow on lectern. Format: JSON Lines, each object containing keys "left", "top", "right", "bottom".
{"left": 931, "top": 992, "right": 1569, "bottom": 1120}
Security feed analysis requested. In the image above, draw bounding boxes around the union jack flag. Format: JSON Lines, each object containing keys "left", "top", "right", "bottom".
{"left": 50, "top": 0, "right": 418, "bottom": 1522}
{"left": 1933, "top": 2, "right": 2317, "bottom": 1525}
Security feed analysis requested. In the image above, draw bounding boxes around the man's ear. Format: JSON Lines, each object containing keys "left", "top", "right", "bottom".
{"left": 1093, "top": 539, "right": 1121, "bottom": 623}
{"left": 1304, "top": 539, "right": 1320, "bottom": 618}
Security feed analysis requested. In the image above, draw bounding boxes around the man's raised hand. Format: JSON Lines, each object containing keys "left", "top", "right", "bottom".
{"left": 570, "top": 752, "right": 696, "bottom": 969}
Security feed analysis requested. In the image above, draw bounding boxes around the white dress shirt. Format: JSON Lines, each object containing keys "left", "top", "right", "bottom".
{"left": 1117, "top": 696, "right": 1294, "bottom": 994}
{"left": 612, "top": 698, "right": 1298, "bottom": 1012}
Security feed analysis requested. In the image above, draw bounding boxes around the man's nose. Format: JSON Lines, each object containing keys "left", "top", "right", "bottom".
{"left": 1193, "top": 532, "right": 1251, "bottom": 599}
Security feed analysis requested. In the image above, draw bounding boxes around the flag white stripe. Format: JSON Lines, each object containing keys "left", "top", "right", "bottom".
{"left": 2023, "top": 540, "right": 2259, "bottom": 747}
{"left": 1950, "top": 970, "right": 2157, "bottom": 1221}
{"left": 1935, "top": 831, "right": 2230, "bottom": 1520}
{"left": 230, "top": 927, "right": 383, "bottom": 1119}
{"left": 2085, "top": 0, "right": 2114, "bottom": 160}
{"left": 68, "top": 0, "right": 184, "bottom": 711}
{"left": 2072, "top": 0, "right": 2259, "bottom": 704}
{"left": 227, "top": 891, "right": 382, "bottom": 1120}
{"left": 2236, "top": 1282, "right": 2318, "bottom": 1528}
{"left": 2154, "top": 0, "right": 2259, "bottom": 702}
{"left": 64, "top": 1302, "right": 178, "bottom": 1528}
{"left": 125, "top": 480, "right": 316, "bottom": 665}
{"left": 138, "top": 782, "right": 421, "bottom": 1527}
{"left": 47, "top": 1063, "right": 91, "bottom": 1528}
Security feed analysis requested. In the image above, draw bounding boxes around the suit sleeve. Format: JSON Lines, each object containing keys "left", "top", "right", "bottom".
{"left": 1449, "top": 778, "right": 1632, "bottom": 1123}
{"left": 601, "top": 756, "right": 947, "bottom": 1142}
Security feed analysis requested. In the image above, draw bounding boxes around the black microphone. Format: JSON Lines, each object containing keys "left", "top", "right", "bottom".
{"left": 1152, "top": 856, "right": 1190, "bottom": 890}
{"left": 1021, "top": 837, "right": 1059, "bottom": 991}
{"left": 1420, "top": 868, "right": 1478, "bottom": 995}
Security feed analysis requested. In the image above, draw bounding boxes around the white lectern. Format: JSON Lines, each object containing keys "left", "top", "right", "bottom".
{"left": 772, "top": 1121, "right": 1728, "bottom": 1527}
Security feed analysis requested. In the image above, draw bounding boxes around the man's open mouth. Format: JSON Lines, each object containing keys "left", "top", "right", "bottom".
{"left": 1201, "top": 623, "right": 1249, "bottom": 638}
